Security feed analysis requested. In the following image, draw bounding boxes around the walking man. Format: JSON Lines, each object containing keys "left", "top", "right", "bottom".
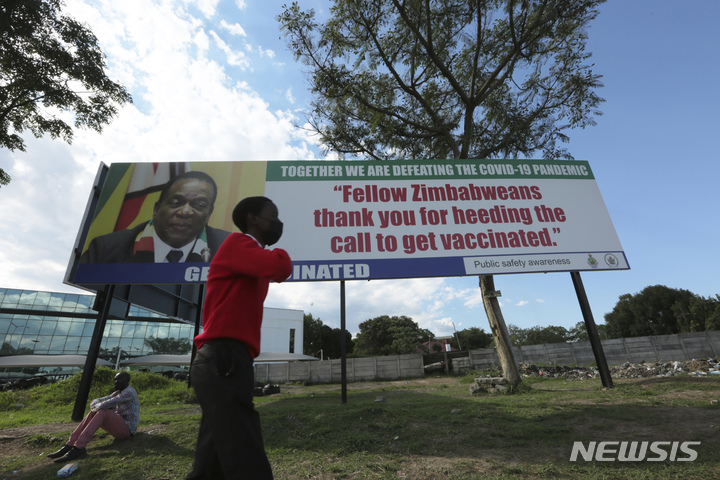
{"left": 186, "top": 196, "right": 292, "bottom": 479}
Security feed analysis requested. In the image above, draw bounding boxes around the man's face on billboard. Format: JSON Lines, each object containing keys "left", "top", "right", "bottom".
{"left": 153, "top": 179, "right": 214, "bottom": 248}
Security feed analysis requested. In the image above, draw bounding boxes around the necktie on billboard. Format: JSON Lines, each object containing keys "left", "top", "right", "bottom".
{"left": 165, "top": 250, "right": 183, "bottom": 263}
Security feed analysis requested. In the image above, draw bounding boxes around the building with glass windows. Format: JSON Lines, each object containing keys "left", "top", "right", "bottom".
{"left": 0, "top": 287, "right": 303, "bottom": 379}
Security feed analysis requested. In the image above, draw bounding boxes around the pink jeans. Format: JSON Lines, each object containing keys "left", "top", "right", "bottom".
{"left": 68, "top": 409, "right": 130, "bottom": 449}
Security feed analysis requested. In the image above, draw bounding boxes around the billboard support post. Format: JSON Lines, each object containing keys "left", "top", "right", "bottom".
{"left": 72, "top": 284, "right": 115, "bottom": 421}
{"left": 188, "top": 284, "right": 204, "bottom": 388}
{"left": 340, "top": 280, "right": 347, "bottom": 405}
{"left": 570, "top": 271, "right": 614, "bottom": 388}
{"left": 480, "top": 275, "right": 521, "bottom": 386}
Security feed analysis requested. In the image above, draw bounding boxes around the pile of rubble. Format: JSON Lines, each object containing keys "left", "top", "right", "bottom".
{"left": 517, "top": 363, "right": 598, "bottom": 380}
{"left": 469, "top": 376, "right": 513, "bottom": 395}
{"left": 0, "top": 376, "right": 52, "bottom": 392}
{"left": 470, "top": 359, "right": 719, "bottom": 394}
{"left": 515, "top": 358, "right": 720, "bottom": 380}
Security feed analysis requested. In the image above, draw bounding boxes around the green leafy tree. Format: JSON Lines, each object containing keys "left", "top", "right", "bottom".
{"left": 568, "top": 320, "right": 608, "bottom": 341}
{"left": 354, "top": 315, "right": 432, "bottom": 356}
{"left": 144, "top": 337, "right": 192, "bottom": 355}
{"left": 507, "top": 324, "right": 533, "bottom": 345}
{"left": 604, "top": 285, "right": 697, "bottom": 338}
{"left": 303, "top": 313, "right": 327, "bottom": 356}
{"left": 279, "top": 0, "right": 605, "bottom": 384}
{"left": 672, "top": 294, "right": 720, "bottom": 333}
{"left": 303, "top": 313, "right": 354, "bottom": 358}
{"left": 0, "top": 0, "right": 132, "bottom": 185}
{"left": 508, "top": 324, "right": 570, "bottom": 346}
{"left": 354, "top": 315, "right": 395, "bottom": 356}
{"left": 326, "top": 327, "right": 354, "bottom": 358}
{"left": 449, "top": 326, "right": 493, "bottom": 350}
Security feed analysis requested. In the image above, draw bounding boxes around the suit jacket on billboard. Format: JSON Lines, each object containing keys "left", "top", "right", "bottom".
{"left": 80, "top": 221, "right": 231, "bottom": 264}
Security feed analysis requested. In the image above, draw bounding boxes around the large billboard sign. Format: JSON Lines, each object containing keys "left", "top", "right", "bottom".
{"left": 67, "top": 159, "right": 628, "bottom": 286}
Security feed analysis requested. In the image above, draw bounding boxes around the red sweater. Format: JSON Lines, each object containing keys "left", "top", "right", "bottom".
{"left": 195, "top": 233, "right": 292, "bottom": 357}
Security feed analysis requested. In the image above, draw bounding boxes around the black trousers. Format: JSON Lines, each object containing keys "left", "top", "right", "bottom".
{"left": 186, "top": 339, "right": 273, "bottom": 480}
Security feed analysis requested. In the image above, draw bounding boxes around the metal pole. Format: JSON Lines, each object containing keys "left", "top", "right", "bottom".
{"left": 73, "top": 284, "right": 115, "bottom": 421}
{"left": 452, "top": 321, "right": 463, "bottom": 351}
{"left": 114, "top": 347, "right": 122, "bottom": 370}
{"left": 340, "top": 280, "right": 347, "bottom": 404}
{"left": 188, "top": 283, "right": 204, "bottom": 388}
{"left": 570, "top": 272, "right": 614, "bottom": 388}
{"left": 190, "top": 284, "right": 204, "bottom": 363}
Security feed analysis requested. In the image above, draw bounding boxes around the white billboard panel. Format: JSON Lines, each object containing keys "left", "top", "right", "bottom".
{"left": 264, "top": 159, "right": 628, "bottom": 280}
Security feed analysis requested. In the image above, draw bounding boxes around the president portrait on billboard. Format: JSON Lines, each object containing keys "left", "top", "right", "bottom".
{"left": 71, "top": 161, "right": 268, "bottom": 285}
{"left": 80, "top": 171, "right": 230, "bottom": 264}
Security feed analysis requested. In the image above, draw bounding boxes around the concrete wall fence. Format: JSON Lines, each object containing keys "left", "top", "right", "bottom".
{"left": 254, "top": 331, "right": 720, "bottom": 384}
{"left": 254, "top": 353, "right": 425, "bottom": 385}
{"left": 469, "top": 330, "right": 720, "bottom": 372}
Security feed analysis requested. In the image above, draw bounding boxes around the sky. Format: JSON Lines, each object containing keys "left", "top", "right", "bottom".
{"left": 1, "top": 0, "right": 719, "bottom": 339}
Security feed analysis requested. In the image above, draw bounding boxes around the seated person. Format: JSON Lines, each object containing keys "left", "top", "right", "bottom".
{"left": 48, "top": 372, "right": 140, "bottom": 463}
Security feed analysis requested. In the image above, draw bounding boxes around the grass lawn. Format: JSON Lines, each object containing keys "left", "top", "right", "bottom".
{"left": 1, "top": 368, "right": 719, "bottom": 479}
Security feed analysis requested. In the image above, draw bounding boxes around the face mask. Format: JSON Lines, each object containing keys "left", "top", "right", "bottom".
{"left": 262, "top": 218, "right": 283, "bottom": 246}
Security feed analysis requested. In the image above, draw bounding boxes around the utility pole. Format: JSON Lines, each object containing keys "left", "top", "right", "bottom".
{"left": 452, "top": 321, "right": 463, "bottom": 351}
{"left": 479, "top": 275, "right": 521, "bottom": 386}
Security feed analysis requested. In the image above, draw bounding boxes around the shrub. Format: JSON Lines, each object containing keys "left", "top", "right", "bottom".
{"left": 35, "top": 367, "right": 116, "bottom": 406}
{"left": 127, "top": 370, "right": 173, "bottom": 391}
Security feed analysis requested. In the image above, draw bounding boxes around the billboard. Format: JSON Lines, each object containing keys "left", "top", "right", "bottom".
{"left": 67, "top": 159, "right": 628, "bottom": 286}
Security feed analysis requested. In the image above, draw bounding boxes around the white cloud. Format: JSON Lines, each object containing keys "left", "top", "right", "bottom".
{"left": 516, "top": 300, "right": 529, "bottom": 306}
{"left": 285, "top": 88, "right": 295, "bottom": 105}
{"left": 257, "top": 47, "right": 276, "bottom": 59}
{"left": 462, "top": 290, "right": 484, "bottom": 308}
{"left": 0, "top": 139, "right": 90, "bottom": 293}
{"left": 193, "top": 29, "right": 211, "bottom": 52}
{"left": 210, "top": 30, "right": 250, "bottom": 68}
{"left": 188, "top": 0, "right": 221, "bottom": 18}
{"left": 220, "top": 20, "right": 246, "bottom": 36}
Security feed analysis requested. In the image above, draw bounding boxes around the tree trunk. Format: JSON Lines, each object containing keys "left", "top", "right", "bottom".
{"left": 479, "top": 274, "right": 522, "bottom": 386}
